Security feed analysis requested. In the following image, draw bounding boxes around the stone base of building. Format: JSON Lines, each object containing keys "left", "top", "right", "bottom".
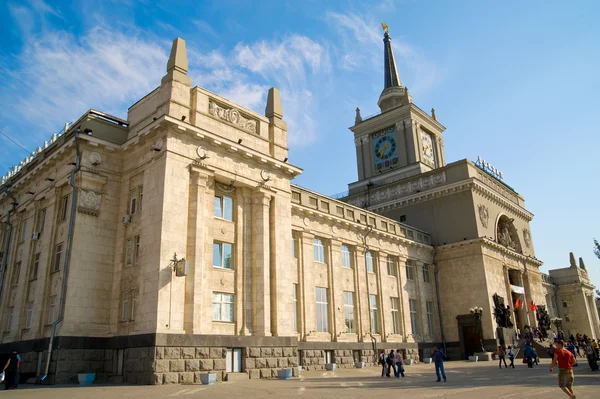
{"left": 2, "top": 334, "right": 430, "bottom": 385}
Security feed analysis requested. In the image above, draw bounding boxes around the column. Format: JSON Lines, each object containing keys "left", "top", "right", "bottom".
{"left": 375, "top": 253, "right": 387, "bottom": 339}
{"left": 353, "top": 246, "right": 364, "bottom": 340}
{"left": 395, "top": 256, "right": 408, "bottom": 340}
{"left": 242, "top": 189, "right": 253, "bottom": 335}
{"left": 503, "top": 266, "right": 517, "bottom": 334}
{"left": 235, "top": 188, "right": 249, "bottom": 335}
{"left": 185, "top": 170, "right": 209, "bottom": 333}
{"left": 251, "top": 189, "right": 271, "bottom": 336}
{"left": 329, "top": 239, "right": 341, "bottom": 340}
{"left": 355, "top": 246, "right": 370, "bottom": 341}
{"left": 299, "top": 231, "right": 314, "bottom": 339}
{"left": 522, "top": 271, "right": 532, "bottom": 326}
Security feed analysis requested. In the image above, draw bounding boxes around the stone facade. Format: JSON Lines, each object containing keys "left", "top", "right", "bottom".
{"left": 0, "top": 30, "right": 597, "bottom": 385}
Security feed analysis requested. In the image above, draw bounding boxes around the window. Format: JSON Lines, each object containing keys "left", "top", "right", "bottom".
{"left": 399, "top": 215, "right": 406, "bottom": 223}
{"left": 422, "top": 264, "right": 431, "bottom": 283}
{"left": 5, "top": 306, "right": 14, "bottom": 331}
{"left": 292, "top": 191, "right": 301, "bottom": 202}
{"left": 426, "top": 301, "right": 435, "bottom": 336}
{"left": 26, "top": 302, "right": 34, "bottom": 329}
{"left": 368, "top": 217, "right": 376, "bottom": 226}
{"left": 134, "top": 235, "right": 140, "bottom": 264}
{"left": 346, "top": 209, "right": 354, "bottom": 219}
{"left": 409, "top": 299, "right": 418, "bottom": 335}
{"left": 309, "top": 197, "right": 317, "bottom": 207}
{"left": 391, "top": 297, "right": 400, "bottom": 334}
{"left": 336, "top": 206, "right": 344, "bottom": 216}
{"left": 138, "top": 186, "right": 144, "bottom": 211}
{"left": 365, "top": 251, "right": 374, "bottom": 273}
{"left": 316, "top": 287, "right": 328, "bottom": 332}
{"left": 213, "top": 242, "right": 233, "bottom": 269}
{"left": 38, "top": 208, "right": 46, "bottom": 233}
{"left": 214, "top": 195, "right": 233, "bottom": 221}
{"left": 321, "top": 201, "right": 329, "bottom": 212}
{"left": 292, "top": 232, "right": 298, "bottom": 259}
{"left": 129, "top": 189, "right": 137, "bottom": 215}
{"left": 381, "top": 221, "right": 388, "bottom": 230}
{"left": 48, "top": 296, "right": 57, "bottom": 324}
{"left": 20, "top": 219, "right": 28, "bottom": 242}
{"left": 126, "top": 239, "right": 133, "bottom": 265}
{"left": 341, "top": 245, "right": 351, "bottom": 268}
{"left": 212, "top": 292, "right": 234, "bottom": 322}
{"left": 360, "top": 214, "right": 367, "bottom": 223}
{"left": 31, "top": 253, "right": 40, "bottom": 280}
{"left": 406, "top": 261, "right": 415, "bottom": 281}
{"left": 59, "top": 195, "right": 69, "bottom": 222}
{"left": 387, "top": 256, "right": 397, "bottom": 276}
{"left": 313, "top": 238, "right": 325, "bottom": 263}
{"left": 343, "top": 291, "right": 355, "bottom": 333}
{"left": 122, "top": 292, "right": 131, "bottom": 321}
{"left": 131, "top": 290, "right": 138, "bottom": 321}
{"left": 562, "top": 301, "right": 568, "bottom": 308}
{"left": 53, "top": 243, "right": 63, "bottom": 272}
{"left": 293, "top": 284, "right": 299, "bottom": 332}
{"left": 12, "top": 262, "right": 20, "bottom": 285}
{"left": 369, "top": 295, "right": 379, "bottom": 333}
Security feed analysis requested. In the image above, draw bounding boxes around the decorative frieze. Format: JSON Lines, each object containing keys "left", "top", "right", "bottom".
{"left": 78, "top": 190, "right": 102, "bottom": 216}
{"left": 209, "top": 101, "right": 257, "bottom": 134}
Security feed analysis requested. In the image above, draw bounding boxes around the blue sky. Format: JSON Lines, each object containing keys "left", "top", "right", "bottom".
{"left": 1, "top": 0, "right": 599, "bottom": 287}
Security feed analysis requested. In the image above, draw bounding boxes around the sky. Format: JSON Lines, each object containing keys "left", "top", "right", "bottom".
{"left": 1, "top": 0, "right": 599, "bottom": 288}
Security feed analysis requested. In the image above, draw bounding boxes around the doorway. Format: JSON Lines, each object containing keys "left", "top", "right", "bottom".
{"left": 225, "top": 348, "right": 242, "bottom": 373}
{"left": 462, "top": 325, "right": 480, "bottom": 357}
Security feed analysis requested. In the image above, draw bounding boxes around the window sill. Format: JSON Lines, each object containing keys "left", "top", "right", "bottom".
{"left": 50, "top": 269, "right": 61, "bottom": 275}
{"left": 119, "top": 319, "right": 135, "bottom": 323}
{"left": 387, "top": 275, "right": 397, "bottom": 278}
{"left": 212, "top": 320, "right": 235, "bottom": 324}
{"left": 314, "top": 261, "right": 327, "bottom": 265}
{"left": 29, "top": 277, "right": 38, "bottom": 282}
{"left": 341, "top": 266, "right": 352, "bottom": 270}
{"left": 214, "top": 217, "right": 234, "bottom": 223}
{"left": 213, "top": 266, "right": 234, "bottom": 272}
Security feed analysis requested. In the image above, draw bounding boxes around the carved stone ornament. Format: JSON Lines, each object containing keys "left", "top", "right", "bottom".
{"left": 215, "top": 182, "right": 235, "bottom": 194}
{"left": 303, "top": 217, "right": 310, "bottom": 227}
{"left": 331, "top": 225, "right": 338, "bottom": 234}
{"left": 88, "top": 152, "right": 102, "bottom": 166}
{"left": 78, "top": 190, "right": 102, "bottom": 216}
{"left": 478, "top": 204, "right": 489, "bottom": 228}
{"left": 260, "top": 170, "right": 270, "bottom": 182}
{"left": 196, "top": 146, "right": 207, "bottom": 159}
{"left": 209, "top": 101, "right": 257, "bottom": 134}
{"left": 153, "top": 137, "right": 164, "bottom": 151}
{"left": 523, "top": 229, "right": 531, "bottom": 248}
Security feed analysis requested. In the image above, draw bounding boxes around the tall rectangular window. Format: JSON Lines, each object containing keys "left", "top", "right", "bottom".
{"left": 313, "top": 238, "right": 325, "bottom": 263}
{"left": 423, "top": 264, "right": 431, "bottom": 283}
{"left": 38, "top": 208, "right": 47, "bottom": 233}
{"left": 387, "top": 256, "right": 397, "bottom": 276}
{"left": 48, "top": 296, "right": 57, "bottom": 325}
{"left": 59, "top": 195, "right": 69, "bottom": 222}
{"left": 129, "top": 189, "right": 137, "bottom": 215}
{"left": 406, "top": 261, "right": 415, "bottom": 281}
{"left": 26, "top": 302, "right": 34, "bottom": 329}
{"left": 341, "top": 245, "right": 351, "bottom": 268}
{"left": 391, "top": 297, "right": 400, "bottom": 334}
{"left": 212, "top": 292, "right": 234, "bottom": 322}
{"left": 134, "top": 235, "right": 140, "bottom": 264}
{"left": 426, "top": 301, "right": 435, "bottom": 336}
{"left": 213, "top": 242, "right": 233, "bottom": 269}
{"left": 292, "top": 232, "right": 298, "bottom": 258}
{"left": 369, "top": 294, "right": 379, "bottom": 333}
{"left": 31, "top": 253, "right": 40, "bottom": 280}
{"left": 409, "top": 299, "right": 419, "bottom": 335}
{"left": 131, "top": 290, "right": 138, "bottom": 320}
{"left": 138, "top": 185, "right": 144, "bottom": 211}
{"left": 343, "top": 291, "right": 355, "bottom": 333}
{"left": 293, "top": 284, "right": 298, "bottom": 332}
{"left": 20, "top": 220, "right": 28, "bottom": 242}
{"left": 315, "top": 287, "right": 328, "bottom": 332}
{"left": 12, "top": 262, "right": 20, "bottom": 285}
{"left": 214, "top": 195, "right": 233, "bottom": 221}
{"left": 122, "top": 292, "right": 131, "bottom": 321}
{"left": 126, "top": 239, "right": 133, "bottom": 265}
{"left": 53, "top": 243, "right": 63, "bottom": 272}
{"left": 5, "top": 306, "right": 14, "bottom": 331}
{"left": 365, "top": 251, "right": 374, "bottom": 273}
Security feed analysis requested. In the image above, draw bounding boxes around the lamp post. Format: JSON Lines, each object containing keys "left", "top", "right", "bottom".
{"left": 470, "top": 306, "right": 486, "bottom": 353}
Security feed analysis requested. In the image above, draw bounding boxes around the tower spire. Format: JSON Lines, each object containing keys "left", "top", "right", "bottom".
{"left": 382, "top": 23, "right": 401, "bottom": 89}
{"left": 378, "top": 23, "right": 411, "bottom": 112}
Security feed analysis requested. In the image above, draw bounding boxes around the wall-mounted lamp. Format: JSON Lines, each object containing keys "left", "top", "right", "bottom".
{"left": 171, "top": 253, "right": 188, "bottom": 277}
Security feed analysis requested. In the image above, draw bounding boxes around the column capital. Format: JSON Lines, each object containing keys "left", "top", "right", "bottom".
{"left": 252, "top": 189, "right": 272, "bottom": 205}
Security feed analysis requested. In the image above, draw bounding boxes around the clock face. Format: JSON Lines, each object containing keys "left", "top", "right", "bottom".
{"left": 372, "top": 127, "right": 399, "bottom": 169}
{"left": 421, "top": 130, "right": 435, "bottom": 166}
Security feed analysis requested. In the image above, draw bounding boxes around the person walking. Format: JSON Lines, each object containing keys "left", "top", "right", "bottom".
{"left": 549, "top": 339, "right": 577, "bottom": 399}
{"left": 432, "top": 346, "right": 446, "bottom": 382}
{"left": 524, "top": 342, "right": 535, "bottom": 368}
{"left": 584, "top": 341, "right": 598, "bottom": 371}
{"left": 2, "top": 352, "right": 19, "bottom": 390}
{"left": 386, "top": 350, "right": 396, "bottom": 378}
{"left": 379, "top": 350, "right": 387, "bottom": 377}
{"left": 498, "top": 346, "right": 508, "bottom": 368}
{"left": 507, "top": 346, "right": 516, "bottom": 369}
{"left": 394, "top": 349, "right": 405, "bottom": 378}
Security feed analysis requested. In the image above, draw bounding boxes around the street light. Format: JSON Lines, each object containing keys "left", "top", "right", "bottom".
{"left": 470, "top": 306, "right": 486, "bottom": 353}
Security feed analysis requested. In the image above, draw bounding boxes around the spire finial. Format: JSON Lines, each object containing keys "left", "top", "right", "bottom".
{"left": 569, "top": 252, "right": 577, "bottom": 268}
{"left": 579, "top": 257, "right": 586, "bottom": 270}
{"left": 431, "top": 108, "right": 437, "bottom": 121}
{"left": 382, "top": 23, "right": 401, "bottom": 89}
{"left": 355, "top": 107, "right": 362, "bottom": 125}
{"left": 162, "top": 37, "right": 190, "bottom": 86}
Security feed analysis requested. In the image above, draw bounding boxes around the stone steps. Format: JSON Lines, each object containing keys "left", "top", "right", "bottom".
{"left": 225, "top": 373, "right": 249, "bottom": 382}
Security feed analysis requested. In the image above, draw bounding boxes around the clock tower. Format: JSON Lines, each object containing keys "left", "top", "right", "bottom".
{"left": 350, "top": 25, "right": 446, "bottom": 195}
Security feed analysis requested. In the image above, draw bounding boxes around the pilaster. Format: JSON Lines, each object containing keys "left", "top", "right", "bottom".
{"left": 251, "top": 189, "right": 271, "bottom": 336}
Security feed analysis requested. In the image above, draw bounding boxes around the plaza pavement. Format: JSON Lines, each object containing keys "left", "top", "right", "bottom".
{"left": 3, "top": 360, "right": 599, "bottom": 398}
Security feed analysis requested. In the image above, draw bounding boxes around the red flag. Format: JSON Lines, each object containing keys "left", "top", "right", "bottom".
{"left": 515, "top": 299, "right": 523, "bottom": 309}
{"left": 529, "top": 302, "right": 537, "bottom": 311}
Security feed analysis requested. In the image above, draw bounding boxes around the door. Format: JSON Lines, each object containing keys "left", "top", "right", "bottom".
{"left": 226, "top": 348, "right": 242, "bottom": 372}
{"left": 462, "top": 325, "right": 480, "bottom": 358}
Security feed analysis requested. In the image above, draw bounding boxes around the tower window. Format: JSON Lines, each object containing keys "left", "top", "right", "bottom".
{"left": 399, "top": 215, "right": 406, "bottom": 223}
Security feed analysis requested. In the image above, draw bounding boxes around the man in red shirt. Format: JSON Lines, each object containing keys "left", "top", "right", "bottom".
{"left": 549, "top": 340, "right": 578, "bottom": 399}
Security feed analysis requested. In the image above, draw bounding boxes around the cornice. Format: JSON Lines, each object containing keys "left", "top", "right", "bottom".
{"left": 437, "top": 237, "right": 543, "bottom": 266}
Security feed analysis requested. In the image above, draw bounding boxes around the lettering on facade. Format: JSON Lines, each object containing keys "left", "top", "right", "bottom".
{"left": 209, "top": 101, "right": 257, "bottom": 134}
